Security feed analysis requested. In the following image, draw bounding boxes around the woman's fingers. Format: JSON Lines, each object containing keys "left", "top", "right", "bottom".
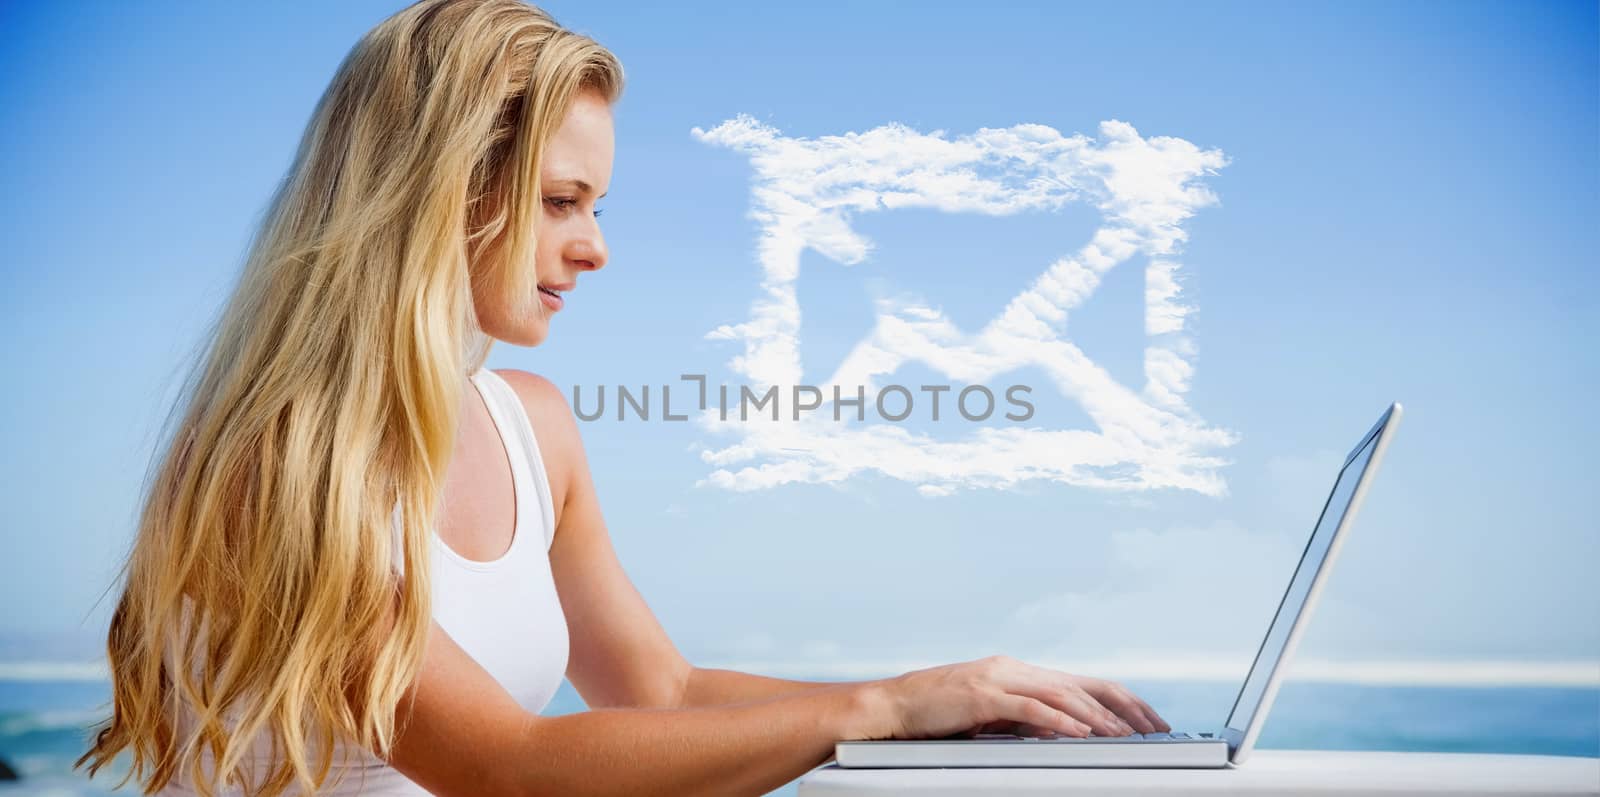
{"left": 992, "top": 693, "right": 1091, "bottom": 737}
{"left": 981, "top": 657, "right": 1172, "bottom": 737}
{"left": 1086, "top": 677, "right": 1170, "bottom": 733}
{"left": 984, "top": 658, "right": 1127, "bottom": 736}
{"left": 1002, "top": 659, "right": 1171, "bottom": 736}
{"left": 1065, "top": 687, "right": 1136, "bottom": 736}
{"left": 1009, "top": 679, "right": 1131, "bottom": 736}
{"left": 1077, "top": 678, "right": 1161, "bottom": 734}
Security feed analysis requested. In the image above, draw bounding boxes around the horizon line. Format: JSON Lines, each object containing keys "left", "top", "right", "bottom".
{"left": 694, "top": 656, "right": 1600, "bottom": 688}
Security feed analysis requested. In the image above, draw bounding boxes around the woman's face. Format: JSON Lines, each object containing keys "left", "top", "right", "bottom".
{"left": 474, "top": 88, "right": 613, "bottom": 347}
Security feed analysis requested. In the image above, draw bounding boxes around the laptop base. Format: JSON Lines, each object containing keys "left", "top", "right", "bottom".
{"left": 835, "top": 734, "right": 1230, "bottom": 769}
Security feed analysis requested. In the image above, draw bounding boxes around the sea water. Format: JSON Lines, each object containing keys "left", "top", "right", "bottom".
{"left": 2, "top": 677, "right": 1596, "bottom": 795}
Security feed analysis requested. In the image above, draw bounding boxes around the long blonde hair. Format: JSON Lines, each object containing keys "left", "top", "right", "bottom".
{"left": 74, "top": 1, "right": 622, "bottom": 793}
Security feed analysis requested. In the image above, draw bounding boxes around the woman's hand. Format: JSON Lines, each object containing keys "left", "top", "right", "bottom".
{"left": 861, "top": 655, "right": 1171, "bottom": 741}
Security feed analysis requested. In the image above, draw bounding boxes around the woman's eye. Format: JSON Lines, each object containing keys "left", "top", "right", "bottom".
{"left": 547, "top": 197, "right": 604, "bottom": 218}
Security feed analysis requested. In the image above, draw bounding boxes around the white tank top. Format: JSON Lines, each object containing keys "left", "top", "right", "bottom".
{"left": 158, "top": 367, "right": 569, "bottom": 795}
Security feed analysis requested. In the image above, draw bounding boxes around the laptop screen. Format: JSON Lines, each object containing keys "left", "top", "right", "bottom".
{"left": 1223, "top": 424, "right": 1382, "bottom": 733}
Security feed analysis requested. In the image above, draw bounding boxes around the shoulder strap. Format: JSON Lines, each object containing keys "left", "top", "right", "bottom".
{"left": 474, "top": 369, "right": 559, "bottom": 551}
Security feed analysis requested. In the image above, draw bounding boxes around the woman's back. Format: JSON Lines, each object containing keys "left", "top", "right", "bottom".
{"left": 158, "top": 368, "right": 568, "bottom": 795}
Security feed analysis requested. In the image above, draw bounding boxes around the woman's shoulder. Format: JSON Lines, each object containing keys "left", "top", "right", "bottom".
{"left": 488, "top": 368, "right": 583, "bottom": 515}
{"left": 488, "top": 368, "right": 569, "bottom": 426}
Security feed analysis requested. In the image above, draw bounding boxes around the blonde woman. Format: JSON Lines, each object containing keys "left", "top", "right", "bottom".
{"left": 75, "top": 1, "right": 1170, "bottom": 794}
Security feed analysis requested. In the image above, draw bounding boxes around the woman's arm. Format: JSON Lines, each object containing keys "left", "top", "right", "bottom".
{"left": 385, "top": 619, "right": 890, "bottom": 797}
{"left": 680, "top": 667, "right": 869, "bottom": 708}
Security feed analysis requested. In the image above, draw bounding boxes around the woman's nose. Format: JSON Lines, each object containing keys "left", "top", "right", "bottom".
{"left": 573, "top": 235, "right": 606, "bottom": 272}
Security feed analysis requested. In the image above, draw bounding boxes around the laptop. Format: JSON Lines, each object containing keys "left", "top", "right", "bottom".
{"left": 835, "top": 402, "right": 1404, "bottom": 769}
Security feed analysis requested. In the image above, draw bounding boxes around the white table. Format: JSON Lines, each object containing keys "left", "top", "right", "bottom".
{"left": 797, "top": 750, "right": 1600, "bottom": 796}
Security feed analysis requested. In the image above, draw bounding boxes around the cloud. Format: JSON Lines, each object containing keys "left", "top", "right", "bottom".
{"left": 689, "top": 116, "right": 1236, "bottom": 496}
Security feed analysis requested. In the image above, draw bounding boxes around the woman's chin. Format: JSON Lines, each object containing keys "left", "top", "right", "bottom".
{"left": 482, "top": 315, "right": 549, "bottom": 347}
{"left": 515, "top": 323, "right": 550, "bottom": 347}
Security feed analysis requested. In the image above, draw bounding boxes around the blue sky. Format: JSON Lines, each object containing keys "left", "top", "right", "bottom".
{"left": 1, "top": 0, "right": 1595, "bottom": 686}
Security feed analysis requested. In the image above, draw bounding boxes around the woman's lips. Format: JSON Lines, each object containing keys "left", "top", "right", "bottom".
{"left": 537, "top": 285, "right": 564, "bottom": 311}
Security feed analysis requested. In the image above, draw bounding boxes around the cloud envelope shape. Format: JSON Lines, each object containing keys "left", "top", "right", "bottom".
{"left": 689, "top": 116, "right": 1238, "bottom": 496}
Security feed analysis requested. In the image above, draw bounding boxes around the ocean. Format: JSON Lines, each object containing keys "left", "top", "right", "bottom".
{"left": 2, "top": 677, "right": 1596, "bottom": 796}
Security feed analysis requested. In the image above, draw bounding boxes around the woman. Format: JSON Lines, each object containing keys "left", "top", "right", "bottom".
{"left": 76, "top": 1, "right": 1169, "bottom": 794}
